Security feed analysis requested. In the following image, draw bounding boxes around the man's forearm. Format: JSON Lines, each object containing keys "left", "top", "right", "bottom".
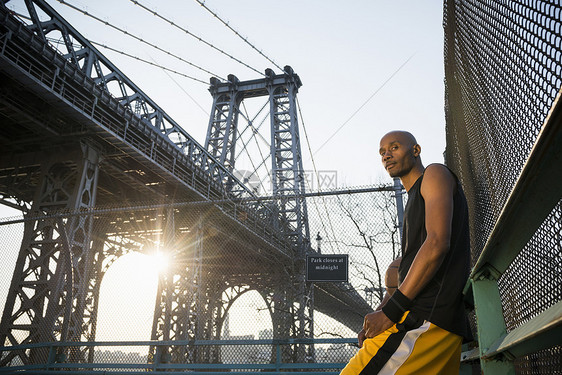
{"left": 398, "top": 237, "right": 448, "bottom": 300}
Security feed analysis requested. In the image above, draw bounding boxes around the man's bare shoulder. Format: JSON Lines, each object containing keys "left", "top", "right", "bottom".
{"left": 421, "top": 164, "right": 456, "bottom": 195}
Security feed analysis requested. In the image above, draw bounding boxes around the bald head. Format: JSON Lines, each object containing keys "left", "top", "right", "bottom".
{"left": 379, "top": 130, "right": 423, "bottom": 184}
{"left": 380, "top": 131, "right": 418, "bottom": 149}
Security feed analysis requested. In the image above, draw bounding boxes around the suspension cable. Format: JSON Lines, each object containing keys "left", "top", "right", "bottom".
{"left": 313, "top": 53, "right": 416, "bottom": 155}
{"left": 297, "top": 98, "right": 338, "bottom": 253}
{"left": 193, "top": 0, "right": 283, "bottom": 72}
{"left": 129, "top": 0, "right": 264, "bottom": 76}
{"left": 235, "top": 100, "right": 270, "bottom": 160}
{"left": 146, "top": 54, "right": 209, "bottom": 116}
{"left": 234, "top": 102, "right": 272, "bottom": 193}
{"left": 45, "top": 34, "right": 210, "bottom": 111}
{"left": 90, "top": 41, "right": 208, "bottom": 84}
{"left": 245, "top": 112, "right": 276, "bottom": 190}
{"left": 235, "top": 101, "right": 267, "bottom": 193}
{"left": 234, "top": 128, "right": 268, "bottom": 194}
{"left": 56, "top": 0, "right": 225, "bottom": 80}
{"left": 246, "top": 109, "right": 273, "bottom": 190}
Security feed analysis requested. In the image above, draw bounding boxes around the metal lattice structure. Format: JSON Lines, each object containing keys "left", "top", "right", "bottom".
{"left": 0, "top": 186, "right": 402, "bottom": 372}
{"left": 204, "top": 66, "right": 313, "bottom": 362}
{"left": 0, "top": 0, "right": 376, "bottom": 369}
{"left": 444, "top": 1, "right": 562, "bottom": 373}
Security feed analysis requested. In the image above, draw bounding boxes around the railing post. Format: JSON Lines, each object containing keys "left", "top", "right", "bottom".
{"left": 275, "top": 340, "right": 282, "bottom": 372}
{"left": 153, "top": 345, "right": 162, "bottom": 371}
{"left": 47, "top": 344, "right": 57, "bottom": 370}
{"left": 392, "top": 177, "right": 404, "bottom": 241}
{"left": 471, "top": 273, "right": 515, "bottom": 375}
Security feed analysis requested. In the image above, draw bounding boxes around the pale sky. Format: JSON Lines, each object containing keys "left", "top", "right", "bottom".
{"left": 1, "top": 0, "right": 446, "bottom": 340}
{"left": 9, "top": 0, "right": 446, "bottom": 186}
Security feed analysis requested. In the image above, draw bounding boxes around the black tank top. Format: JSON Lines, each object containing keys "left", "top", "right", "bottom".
{"left": 399, "top": 165, "right": 472, "bottom": 340}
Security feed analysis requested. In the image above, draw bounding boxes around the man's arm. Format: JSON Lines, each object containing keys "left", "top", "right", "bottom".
{"left": 363, "top": 165, "right": 455, "bottom": 338}
{"left": 358, "top": 257, "right": 402, "bottom": 347}
{"left": 398, "top": 165, "right": 455, "bottom": 299}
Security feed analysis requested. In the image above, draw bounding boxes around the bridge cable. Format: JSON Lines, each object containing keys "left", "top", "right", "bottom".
{"left": 146, "top": 54, "right": 209, "bottom": 116}
{"left": 244, "top": 103, "right": 273, "bottom": 191}
{"left": 45, "top": 34, "right": 209, "bottom": 86}
{"left": 297, "top": 98, "right": 338, "bottom": 253}
{"left": 56, "top": 0, "right": 225, "bottom": 80}
{"left": 44, "top": 35, "right": 210, "bottom": 111}
{"left": 193, "top": 0, "right": 283, "bottom": 72}
{"left": 313, "top": 53, "right": 416, "bottom": 155}
{"left": 129, "top": 0, "right": 264, "bottom": 76}
{"left": 235, "top": 128, "right": 268, "bottom": 194}
{"left": 235, "top": 101, "right": 271, "bottom": 160}
{"left": 234, "top": 101, "right": 272, "bottom": 193}
{"left": 236, "top": 101, "right": 273, "bottom": 175}
{"left": 236, "top": 103, "right": 267, "bottom": 193}
{"left": 237, "top": 101, "right": 270, "bottom": 150}
{"left": 90, "top": 41, "right": 209, "bottom": 84}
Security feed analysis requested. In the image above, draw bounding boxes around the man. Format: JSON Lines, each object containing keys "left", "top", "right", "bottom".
{"left": 341, "top": 131, "right": 472, "bottom": 374}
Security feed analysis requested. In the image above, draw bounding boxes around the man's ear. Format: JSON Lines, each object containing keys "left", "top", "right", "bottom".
{"left": 413, "top": 144, "right": 421, "bottom": 157}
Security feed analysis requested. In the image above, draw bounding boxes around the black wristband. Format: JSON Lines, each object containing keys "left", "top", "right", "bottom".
{"left": 381, "top": 289, "right": 412, "bottom": 323}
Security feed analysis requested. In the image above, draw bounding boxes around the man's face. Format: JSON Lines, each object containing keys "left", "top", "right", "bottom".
{"left": 378, "top": 133, "right": 418, "bottom": 178}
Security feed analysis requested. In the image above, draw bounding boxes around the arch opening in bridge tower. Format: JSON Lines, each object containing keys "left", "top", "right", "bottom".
{"left": 220, "top": 289, "right": 273, "bottom": 365}
{"left": 222, "top": 289, "right": 273, "bottom": 339}
{"left": 95, "top": 252, "right": 160, "bottom": 353}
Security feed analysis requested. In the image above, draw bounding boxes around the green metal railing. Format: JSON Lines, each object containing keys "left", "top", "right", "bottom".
{"left": 0, "top": 338, "right": 356, "bottom": 374}
{"left": 460, "top": 90, "right": 562, "bottom": 373}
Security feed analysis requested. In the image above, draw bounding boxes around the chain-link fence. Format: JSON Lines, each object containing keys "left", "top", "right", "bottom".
{"left": 0, "top": 185, "right": 402, "bottom": 371}
{"left": 444, "top": 1, "right": 562, "bottom": 374}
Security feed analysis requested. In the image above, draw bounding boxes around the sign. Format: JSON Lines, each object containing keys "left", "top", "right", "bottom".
{"left": 306, "top": 254, "right": 348, "bottom": 282}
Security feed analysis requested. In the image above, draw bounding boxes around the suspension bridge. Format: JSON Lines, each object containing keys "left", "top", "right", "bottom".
{"left": 1, "top": 0, "right": 561, "bottom": 374}
{"left": 0, "top": 0, "right": 380, "bottom": 369}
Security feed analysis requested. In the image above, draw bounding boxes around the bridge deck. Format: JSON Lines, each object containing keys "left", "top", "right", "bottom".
{"left": 0, "top": 5, "right": 372, "bottom": 335}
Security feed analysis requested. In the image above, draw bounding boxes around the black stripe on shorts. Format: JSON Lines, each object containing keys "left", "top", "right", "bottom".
{"left": 359, "top": 313, "right": 424, "bottom": 374}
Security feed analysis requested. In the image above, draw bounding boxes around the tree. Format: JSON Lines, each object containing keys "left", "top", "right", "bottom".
{"left": 314, "top": 189, "right": 402, "bottom": 309}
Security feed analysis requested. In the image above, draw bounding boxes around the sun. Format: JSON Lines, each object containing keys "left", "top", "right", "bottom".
{"left": 152, "top": 250, "right": 170, "bottom": 273}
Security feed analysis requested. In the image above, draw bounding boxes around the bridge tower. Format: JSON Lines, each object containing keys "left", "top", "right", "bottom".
{"left": 266, "top": 66, "right": 313, "bottom": 362}
{"left": 0, "top": 143, "right": 102, "bottom": 365}
{"left": 150, "top": 67, "right": 314, "bottom": 362}
{"left": 206, "top": 66, "right": 311, "bottom": 245}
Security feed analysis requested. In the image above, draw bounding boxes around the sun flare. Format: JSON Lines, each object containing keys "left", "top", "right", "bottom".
{"left": 152, "top": 250, "right": 170, "bottom": 273}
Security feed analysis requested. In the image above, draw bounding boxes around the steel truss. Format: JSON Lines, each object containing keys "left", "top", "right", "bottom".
{"left": 0, "top": 0, "right": 258, "bottom": 202}
{"left": 202, "top": 66, "right": 314, "bottom": 362}
{"left": 149, "top": 210, "right": 205, "bottom": 364}
{"left": 206, "top": 75, "right": 242, "bottom": 183}
{"left": 0, "top": 146, "right": 158, "bottom": 366}
{"left": 0, "top": 0, "right": 373, "bottom": 369}
{"left": 0, "top": 143, "right": 100, "bottom": 365}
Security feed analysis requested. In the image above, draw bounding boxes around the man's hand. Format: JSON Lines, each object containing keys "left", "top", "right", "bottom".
{"left": 357, "top": 328, "right": 366, "bottom": 348}
{"left": 363, "top": 310, "right": 394, "bottom": 339}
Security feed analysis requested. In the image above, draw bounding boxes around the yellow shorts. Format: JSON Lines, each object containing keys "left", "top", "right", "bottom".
{"left": 340, "top": 312, "right": 462, "bottom": 375}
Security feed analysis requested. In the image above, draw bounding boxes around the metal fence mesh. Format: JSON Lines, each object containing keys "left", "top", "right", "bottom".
{"left": 0, "top": 186, "right": 401, "bottom": 370}
{"left": 443, "top": 0, "right": 562, "bottom": 373}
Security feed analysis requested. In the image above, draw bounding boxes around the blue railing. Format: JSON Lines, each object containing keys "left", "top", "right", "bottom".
{"left": 0, "top": 338, "right": 357, "bottom": 374}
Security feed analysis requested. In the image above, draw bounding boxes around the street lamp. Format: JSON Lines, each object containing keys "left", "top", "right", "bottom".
{"left": 316, "top": 232, "right": 322, "bottom": 253}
